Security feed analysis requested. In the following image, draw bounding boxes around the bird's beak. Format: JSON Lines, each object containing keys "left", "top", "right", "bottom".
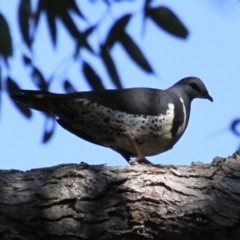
{"left": 207, "top": 93, "right": 213, "bottom": 102}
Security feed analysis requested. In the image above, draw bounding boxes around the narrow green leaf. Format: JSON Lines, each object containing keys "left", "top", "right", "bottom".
{"left": 82, "top": 62, "right": 105, "bottom": 90}
{"left": 0, "top": 68, "right": 2, "bottom": 91}
{"left": 105, "top": 14, "right": 132, "bottom": 49}
{"left": 34, "top": 0, "right": 47, "bottom": 27}
{"left": 82, "top": 26, "right": 95, "bottom": 53}
{"left": 146, "top": 6, "right": 188, "bottom": 39}
{"left": 32, "top": 67, "right": 49, "bottom": 91}
{"left": 101, "top": 45, "right": 122, "bottom": 89}
{"left": 84, "top": 26, "right": 95, "bottom": 36}
{"left": 119, "top": 32, "right": 153, "bottom": 73}
{"left": 63, "top": 80, "right": 76, "bottom": 93}
{"left": 6, "top": 77, "right": 32, "bottom": 118}
{"left": 42, "top": 116, "right": 55, "bottom": 143}
{"left": 75, "top": 26, "right": 96, "bottom": 56}
{"left": 34, "top": 0, "right": 59, "bottom": 45}
{"left": 69, "top": 0, "right": 86, "bottom": 20}
{"left": 61, "top": 11, "right": 79, "bottom": 39}
{"left": 0, "top": 13, "right": 12, "bottom": 61}
{"left": 6, "top": 77, "right": 21, "bottom": 95}
{"left": 22, "top": 54, "right": 32, "bottom": 65}
{"left": 0, "top": 70, "right": 2, "bottom": 119}
{"left": 34, "top": 0, "right": 42, "bottom": 27}
{"left": 46, "top": 11, "right": 57, "bottom": 45}
{"left": 142, "top": 0, "right": 153, "bottom": 35}
{"left": 231, "top": 119, "right": 240, "bottom": 137}
{"left": 18, "top": 0, "right": 32, "bottom": 48}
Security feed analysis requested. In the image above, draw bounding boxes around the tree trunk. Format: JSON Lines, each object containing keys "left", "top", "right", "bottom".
{"left": 0, "top": 152, "right": 240, "bottom": 240}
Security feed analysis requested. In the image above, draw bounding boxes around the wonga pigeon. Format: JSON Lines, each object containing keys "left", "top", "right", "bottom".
{"left": 11, "top": 77, "right": 213, "bottom": 164}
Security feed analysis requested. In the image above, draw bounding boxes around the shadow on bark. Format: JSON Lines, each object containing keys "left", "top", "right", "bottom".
{"left": 0, "top": 163, "right": 131, "bottom": 239}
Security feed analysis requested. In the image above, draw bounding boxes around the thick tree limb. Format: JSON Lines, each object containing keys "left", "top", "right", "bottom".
{"left": 0, "top": 152, "right": 240, "bottom": 240}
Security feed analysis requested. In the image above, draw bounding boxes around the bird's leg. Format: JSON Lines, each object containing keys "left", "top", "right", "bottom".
{"left": 128, "top": 135, "right": 152, "bottom": 165}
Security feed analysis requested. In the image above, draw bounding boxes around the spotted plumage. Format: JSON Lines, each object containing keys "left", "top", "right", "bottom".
{"left": 11, "top": 77, "right": 213, "bottom": 164}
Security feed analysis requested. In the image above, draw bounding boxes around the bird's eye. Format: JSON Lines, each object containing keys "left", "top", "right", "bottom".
{"left": 189, "top": 82, "right": 201, "bottom": 92}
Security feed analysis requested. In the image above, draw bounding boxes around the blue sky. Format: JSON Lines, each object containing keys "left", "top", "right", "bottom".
{"left": 1, "top": 0, "right": 240, "bottom": 170}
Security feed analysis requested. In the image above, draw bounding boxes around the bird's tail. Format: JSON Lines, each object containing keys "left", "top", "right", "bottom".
{"left": 11, "top": 90, "right": 53, "bottom": 109}
{"left": 11, "top": 90, "right": 72, "bottom": 118}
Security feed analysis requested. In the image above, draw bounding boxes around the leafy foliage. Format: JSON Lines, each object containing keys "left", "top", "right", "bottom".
{"left": 0, "top": 13, "right": 12, "bottom": 63}
{"left": 83, "top": 62, "right": 105, "bottom": 90}
{"left": 63, "top": 80, "right": 76, "bottom": 93}
{"left": 118, "top": 31, "right": 154, "bottom": 73}
{"left": 42, "top": 116, "right": 56, "bottom": 143}
{"left": 6, "top": 77, "right": 32, "bottom": 118}
{"left": 0, "top": 0, "right": 190, "bottom": 143}
{"left": 18, "top": 0, "right": 32, "bottom": 48}
{"left": 145, "top": 6, "right": 188, "bottom": 39}
{"left": 100, "top": 45, "right": 122, "bottom": 89}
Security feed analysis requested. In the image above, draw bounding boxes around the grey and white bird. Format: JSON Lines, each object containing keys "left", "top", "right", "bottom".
{"left": 11, "top": 77, "right": 213, "bottom": 164}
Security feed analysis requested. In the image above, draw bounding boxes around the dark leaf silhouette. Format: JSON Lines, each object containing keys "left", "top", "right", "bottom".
{"left": 63, "top": 80, "right": 76, "bottom": 93}
{"left": 119, "top": 31, "right": 153, "bottom": 73}
{"left": 6, "top": 77, "right": 32, "bottom": 118}
{"left": 231, "top": 119, "right": 240, "bottom": 137}
{"left": 0, "top": 73, "right": 2, "bottom": 117}
{"left": 0, "top": 13, "right": 12, "bottom": 61}
{"left": 34, "top": 0, "right": 57, "bottom": 44}
{"left": 18, "top": 0, "right": 32, "bottom": 48}
{"left": 22, "top": 54, "right": 32, "bottom": 65}
{"left": 69, "top": 0, "right": 85, "bottom": 19}
{"left": 34, "top": 0, "right": 85, "bottom": 45}
{"left": 105, "top": 14, "right": 132, "bottom": 49}
{"left": 46, "top": 10, "right": 57, "bottom": 45}
{"left": 61, "top": 10, "right": 79, "bottom": 39}
{"left": 101, "top": 45, "right": 122, "bottom": 89}
{"left": 42, "top": 116, "right": 55, "bottom": 143}
{"left": 75, "top": 26, "right": 95, "bottom": 56}
{"left": 34, "top": 0, "right": 43, "bottom": 27}
{"left": 146, "top": 6, "right": 188, "bottom": 39}
{"left": 83, "top": 62, "right": 105, "bottom": 90}
{"left": 32, "top": 67, "right": 49, "bottom": 91}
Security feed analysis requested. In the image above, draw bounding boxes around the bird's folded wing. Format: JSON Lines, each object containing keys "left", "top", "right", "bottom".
{"left": 12, "top": 88, "right": 173, "bottom": 116}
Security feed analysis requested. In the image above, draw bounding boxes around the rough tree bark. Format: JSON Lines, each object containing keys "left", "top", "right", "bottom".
{"left": 0, "top": 152, "right": 240, "bottom": 240}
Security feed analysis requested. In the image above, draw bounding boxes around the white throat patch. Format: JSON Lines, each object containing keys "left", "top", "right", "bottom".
{"left": 177, "top": 97, "right": 187, "bottom": 135}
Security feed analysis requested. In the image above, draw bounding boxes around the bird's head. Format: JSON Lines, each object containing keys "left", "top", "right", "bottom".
{"left": 169, "top": 77, "right": 213, "bottom": 102}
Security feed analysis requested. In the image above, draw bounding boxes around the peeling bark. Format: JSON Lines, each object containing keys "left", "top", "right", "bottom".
{"left": 0, "top": 152, "right": 240, "bottom": 240}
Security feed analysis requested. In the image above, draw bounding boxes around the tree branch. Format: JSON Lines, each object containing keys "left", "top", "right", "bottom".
{"left": 1, "top": 152, "right": 240, "bottom": 239}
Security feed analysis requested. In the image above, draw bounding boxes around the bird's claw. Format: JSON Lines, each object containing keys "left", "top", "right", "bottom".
{"left": 129, "top": 157, "right": 153, "bottom": 165}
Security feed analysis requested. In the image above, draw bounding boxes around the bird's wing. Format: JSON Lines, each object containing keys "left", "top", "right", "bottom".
{"left": 12, "top": 88, "right": 174, "bottom": 116}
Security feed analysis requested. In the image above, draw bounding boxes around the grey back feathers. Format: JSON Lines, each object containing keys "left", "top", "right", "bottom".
{"left": 11, "top": 76, "right": 213, "bottom": 164}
